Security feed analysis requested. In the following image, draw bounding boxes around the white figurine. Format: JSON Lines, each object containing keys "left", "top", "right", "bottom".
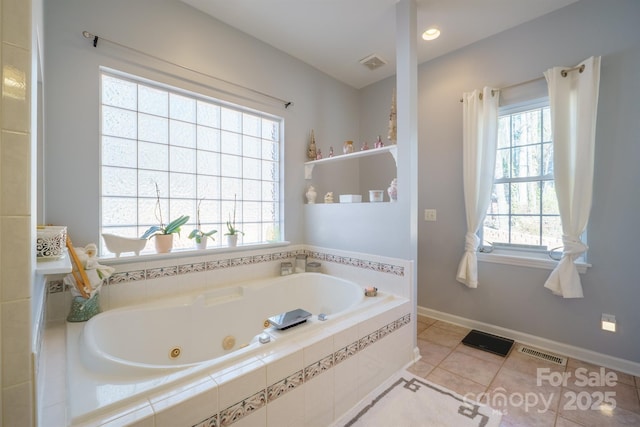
{"left": 387, "top": 178, "right": 398, "bottom": 202}
{"left": 306, "top": 185, "right": 317, "bottom": 204}
{"left": 324, "top": 192, "right": 334, "bottom": 203}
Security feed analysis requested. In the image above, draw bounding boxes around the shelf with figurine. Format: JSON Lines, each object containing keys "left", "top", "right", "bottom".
{"left": 304, "top": 135, "right": 397, "bottom": 180}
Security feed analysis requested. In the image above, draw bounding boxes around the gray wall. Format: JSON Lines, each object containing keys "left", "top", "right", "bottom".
{"left": 43, "top": 0, "right": 360, "bottom": 247}
{"left": 361, "top": 0, "right": 640, "bottom": 362}
{"left": 43, "top": 0, "right": 640, "bottom": 362}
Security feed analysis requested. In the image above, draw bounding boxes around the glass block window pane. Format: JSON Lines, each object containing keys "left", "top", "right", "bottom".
{"left": 197, "top": 101, "right": 220, "bottom": 128}
{"left": 100, "top": 70, "right": 283, "bottom": 255}
{"left": 102, "top": 136, "right": 136, "bottom": 168}
{"left": 102, "top": 106, "right": 136, "bottom": 139}
{"left": 102, "top": 74, "right": 137, "bottom": 110}
{"left": 221, "top": 107, "right": 242, "bottom": 132}
{"left": 170, "top": 93, "right": 196, "bottom": 123}
{"left": 139, "top": 85, "right": 168, "bottom": 116}
{"left": 139, "top": 114, "right": 168, "bottom": 144}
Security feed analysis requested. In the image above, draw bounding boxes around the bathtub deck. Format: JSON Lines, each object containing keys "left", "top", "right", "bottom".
{"left": 61, "top": 294, "right": 414, "bottom": 426}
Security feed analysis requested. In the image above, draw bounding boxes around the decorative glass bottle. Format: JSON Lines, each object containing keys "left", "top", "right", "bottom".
{"left": 343, "top": 140, "right": 354, "bottom": 154}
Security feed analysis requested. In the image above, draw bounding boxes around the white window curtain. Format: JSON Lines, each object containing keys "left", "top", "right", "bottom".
{"left": 456, "top": 87, "right": 499, "bottom": 288}
{"left": 543, "top": 56, "right": 601, "bottom": 298}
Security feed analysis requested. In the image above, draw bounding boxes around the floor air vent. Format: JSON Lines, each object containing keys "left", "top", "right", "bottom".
{"left": 518, "top": 346, "right": 567, "bottom": 366}
{"left": 461, "top": 330, "right": 514, "bottom": 357}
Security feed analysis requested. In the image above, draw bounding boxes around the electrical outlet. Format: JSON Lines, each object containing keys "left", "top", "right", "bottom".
{"left": 424, "top": 209, "right": 437, "bottom": 221}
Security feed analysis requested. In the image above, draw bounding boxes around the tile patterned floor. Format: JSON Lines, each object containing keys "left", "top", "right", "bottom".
{"left": 410, "top": 316, "right": 640, "bottom": 427}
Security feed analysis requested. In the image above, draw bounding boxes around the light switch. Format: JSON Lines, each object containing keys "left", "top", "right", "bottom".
{"left": 424, "top": 209, "right": 437, "bottom": 221}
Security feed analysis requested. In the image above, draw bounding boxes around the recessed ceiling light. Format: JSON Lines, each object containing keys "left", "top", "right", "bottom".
{"left": 422, "top": 27, "right": 440, "bottom": 41}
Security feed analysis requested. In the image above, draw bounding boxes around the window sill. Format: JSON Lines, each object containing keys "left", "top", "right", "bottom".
{"left": 477, "top": 250, "right": 590, "bottom": 273}
{"left": 98, "top": 241, "right": 291, "bottom": 266}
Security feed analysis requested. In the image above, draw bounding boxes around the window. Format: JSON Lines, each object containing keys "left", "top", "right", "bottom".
{"left": 100, "top": 70, "right": 282, "bottom": 255}
{"left": 482, "top": 99, "right": 563, "bottom": 255}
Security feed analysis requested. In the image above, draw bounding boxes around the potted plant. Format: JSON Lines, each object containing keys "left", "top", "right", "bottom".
{"left": 141, "top": 183, "right": 189, "bottom": 253}
{"left": 225, "top": 194, "right": 244, "bottom": 247}
{"left": 188, "top": 199, "right": 217, "bottom": 250}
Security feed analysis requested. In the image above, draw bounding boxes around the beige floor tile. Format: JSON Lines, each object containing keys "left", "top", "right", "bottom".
{"left": 488, "top": 366, "right": 561, "bottom": 414}
{"left": 412, "top": 319, "right": 640, "bottom": 427}
{"left": 426, "top": 367, "right": 487, "bottom": 398}
{"left": 562, "top": 380, "right": 640, "bottom": 415}
{"left": 416, "top": 339, "right": 453, "bottom": 366}
{"left": 406, "top": 359, "right": 434, "bottom": 378}
{"left": 433, "top": 320, "right": 471, "bottom": 335}
{"left": 498, "top": 403, "right": 558, "bottom": 427}
{"left": 455, "top": 342, "right": 510, "bottom": 365}
{"left": 416, "top": 315, "right": 438, "bottom": 327}
{"left": 418, "top": 324, "right": 468, "bottom": 348}
{"left": 554, "top": 416, "right": 585, "bottom": 427}
{"left": 416, "top": 321, "right": 430, "bottom": 334}
{"left": 567, "top": 358, "right": 636, "bottom": 388}
{"left": 558, "top": 391, "right": 640, "bottom": 426}
{"left": 439, "top": 350, "right": 502, "bottom": 386}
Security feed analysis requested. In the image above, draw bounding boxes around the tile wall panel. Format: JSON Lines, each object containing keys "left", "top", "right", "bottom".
{"left": 1, "top": 0, "right": 34, "bottom": 425}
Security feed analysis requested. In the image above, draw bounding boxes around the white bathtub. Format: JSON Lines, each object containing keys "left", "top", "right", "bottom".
{"left": 80, "top": 273, "right": 364, "bottom": 371}
{"left": 67, "top": 272, "right": 413, "bottom": 426}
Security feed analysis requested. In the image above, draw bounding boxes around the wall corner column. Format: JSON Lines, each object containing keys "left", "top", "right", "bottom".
{"left": 395, "top": 0, "right": 418, "bottom": 348}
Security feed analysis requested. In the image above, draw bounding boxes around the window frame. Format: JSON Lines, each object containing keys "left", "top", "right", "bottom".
{"left": 98, "top": 68, "right": 285, "bottom": 257}
{"left": 478, "top": 97, "right": 590, "bottom": 272}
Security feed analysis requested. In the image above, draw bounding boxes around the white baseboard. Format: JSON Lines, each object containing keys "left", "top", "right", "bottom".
{"left": 417, "top": 306, "right": 640, "bottom": 377}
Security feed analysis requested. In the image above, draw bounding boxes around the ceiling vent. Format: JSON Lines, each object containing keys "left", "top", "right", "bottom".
{"left": 359, "top": 54, "right": 387, "bottom": 71}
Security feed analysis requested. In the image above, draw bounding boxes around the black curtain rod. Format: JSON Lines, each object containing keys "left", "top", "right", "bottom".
{"left": 82, "top": 31, "right": 294, "bottom": 109}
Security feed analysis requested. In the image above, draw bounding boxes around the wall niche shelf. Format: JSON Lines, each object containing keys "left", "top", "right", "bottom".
{"left": 304, "top": 145, "right": 397, "bottom": 179}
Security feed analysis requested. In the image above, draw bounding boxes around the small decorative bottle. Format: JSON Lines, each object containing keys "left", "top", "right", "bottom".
{"left": 375, "top": 135, "right": 384, "bottom": 148}
{"left": 329, "top": 146, "right": 334, "bottom": 157}
{"left": 343, "top": 140, "right": 354, "bottom": 154}
{"left": 316, "top": 148, "right": 323, "bottom": 160}
{"left": 388, "top": 89, "right": 397, "bottom": 143}
{"left": 307, "top": 130, "right": 317, "bottom": 160}
{"left": 387, "top": 178, "right": 398, "bottom": 202}
{"left": 361, "top": 141, "right": 369, "bottom": 151}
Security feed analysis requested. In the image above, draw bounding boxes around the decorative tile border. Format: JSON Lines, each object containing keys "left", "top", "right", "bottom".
{"left": 191, "top": 313, "right": 410, "bottom": 427}
{"left": 192, "top": 414, "right": 218, "bottom": 427}
{"left": 304, "top": 354, "right": 334, "bottom": 382}
{"left": 219, "top": 389, "right": 266, "bottom": 427}
{"left": 47, "top": 247, "right": 405, "bottom": 293}
{"left": 109, "top": 269, "right": 145, "bottom": 284}
{"left": 47, "top": 279, "right": 64, "bottom": 293}
{"left": 266, "top": 370, "right": 304, "bottom": 403}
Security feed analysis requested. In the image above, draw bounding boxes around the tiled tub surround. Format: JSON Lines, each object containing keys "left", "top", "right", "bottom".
{"left": 45, "top": 245, "right": 410, "bottom": 321}
{"left": 40, "top": 245, "right": 414, "bottom": 426}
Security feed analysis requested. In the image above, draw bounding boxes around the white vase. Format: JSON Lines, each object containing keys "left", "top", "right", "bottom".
{"left": 306, "top": 186, "right": 317, "bottom": 204}
{"left": 387, "top": 178, "right": 398, "bottom": 202}
{"left": 227, "top": 234, "right": 238, "bottom": 247}
{"left": 195, "top": 239, "right": 207, "bottom": 250}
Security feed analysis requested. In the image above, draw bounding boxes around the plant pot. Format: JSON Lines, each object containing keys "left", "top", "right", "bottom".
{"left": 195, "top": 239, "right": 208, "bottom": 250}
{"left": 154, "top": 234, "right": 174, "bottom": 253}
{"left": 226, "top": 234, "right": 238, "bottom": 247}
